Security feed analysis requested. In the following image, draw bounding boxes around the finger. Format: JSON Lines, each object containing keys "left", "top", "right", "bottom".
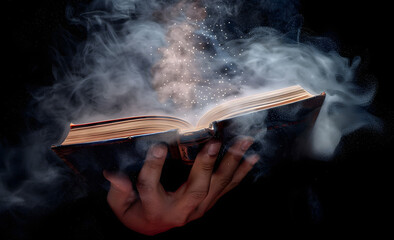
{"left": 137, "top": 143, "right": 167, "bottom": 202}
{"left": 208, "top": 154, "right": 259, "bottom": 210}
{"left": 104, "top": 170, "right": 138, "bottom": 217}
{"left": 178, "top": 140, "right": 221, "bottom": 209}
{"left": 190, "top": 137, "right": 254, "bottom": 215}
{"left": 213, "top": 136, "right": 254, "bottom": 191}
{"left": 220, "top": 136, "right": 254, "bottom": 171}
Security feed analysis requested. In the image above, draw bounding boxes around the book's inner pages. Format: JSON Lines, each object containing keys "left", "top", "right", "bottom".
{"left": 60, "top": 85, "right": 315, "bottom": 146}
{"left": 62, "top": 116, "right": 193, "bottom": 145}
{"left": 197, "top": 85, "right": 314, "bottom": 127}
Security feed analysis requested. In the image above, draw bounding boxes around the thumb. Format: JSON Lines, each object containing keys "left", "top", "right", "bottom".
{"left": 103, "top": 170, "right": 138, "bottom": 216}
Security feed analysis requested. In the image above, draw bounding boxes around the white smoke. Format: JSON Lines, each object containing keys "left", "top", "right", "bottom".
{"left": 39, "top": 0, "right": 379, "bottom": 156}
{"left": 221, "top": 27, "right": 380, "bottom": 157}
{"left": 1, "top": 0, "right": 381, "bottom": 221}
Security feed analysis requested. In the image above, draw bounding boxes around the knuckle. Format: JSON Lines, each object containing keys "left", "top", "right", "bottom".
{"left": 218, "top": 176, "right": 233, "bottom": 189}
{"left": 136, "top": 179, "right": 154, "bottom": 193}
{"left": 227, "top": 148, "right": 244, "bottom": 160}
{"left": 200, "top": 162, "right": 214, "bottom": 172}
{"left": 145, "top": 159, "right": 164, "bottom": 170}
{"left": 189, "top": 190, "right": 208, "bottom": 201}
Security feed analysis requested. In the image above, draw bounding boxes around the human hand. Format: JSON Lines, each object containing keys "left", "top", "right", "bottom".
{"left": 103, "top": 137, "right": 259, "bottom": 236}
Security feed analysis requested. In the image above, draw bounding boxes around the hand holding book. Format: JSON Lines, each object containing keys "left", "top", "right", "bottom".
{"left": 51, "top": 85, "right": 325, "bottom": 236}
{"left": 103, "top": 137, "right": 259, "bottom": 236}
{"left": 52, "top": 85, "right": 325, "bottom": 173}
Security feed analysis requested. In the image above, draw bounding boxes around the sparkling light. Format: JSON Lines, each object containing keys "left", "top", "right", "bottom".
{"left": 151, "top": 3, "right": 245, "bottom": 118}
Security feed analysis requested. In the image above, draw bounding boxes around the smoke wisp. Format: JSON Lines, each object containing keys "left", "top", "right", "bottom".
{"left": 1, "top": 0, "right": 381, "bottom": 228}
{"left": 40, "top": 0, "right": 379, "bottom": 154}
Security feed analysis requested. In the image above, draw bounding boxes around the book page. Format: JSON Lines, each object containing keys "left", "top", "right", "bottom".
{"left": 61, "top": 86, "right": 315, "bottom": 145}
{"left": 196, "top": 85, "right": 314, "bottom": 127}
{"left": 63, "top": 116, "right": 193, "bottom": 145}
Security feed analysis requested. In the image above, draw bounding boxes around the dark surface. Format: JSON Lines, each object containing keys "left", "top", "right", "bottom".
{"left": 1, "top": 0, "right": 392, "bottom": 239}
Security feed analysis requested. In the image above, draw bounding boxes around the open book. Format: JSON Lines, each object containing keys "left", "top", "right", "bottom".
{"left": 60, "top": 85, "right": 319, "bottom": 145}
{"left": 52, "top": 85, "right": 325, "bottom": 190}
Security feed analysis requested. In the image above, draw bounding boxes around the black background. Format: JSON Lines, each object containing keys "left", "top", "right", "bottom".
{"left": 2, "top": 0, "right": 392, "bottom": 239}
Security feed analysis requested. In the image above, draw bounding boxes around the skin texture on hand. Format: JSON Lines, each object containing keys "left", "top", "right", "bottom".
{"left": 103, "top": 137, "right": 259, "bottom": 236}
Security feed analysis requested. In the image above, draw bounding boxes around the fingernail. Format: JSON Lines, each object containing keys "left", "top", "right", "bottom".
{"left": 246, "top": 155, "right": 260, "bottom": 165}
{"left": 240, "top": 137, "right": 254, "bottom": 151}
{"left": 152, "top": 144, "right": 167, "bottom": 158}
{"left": 208, "top": 141, "right": 221, "bottom": 157}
